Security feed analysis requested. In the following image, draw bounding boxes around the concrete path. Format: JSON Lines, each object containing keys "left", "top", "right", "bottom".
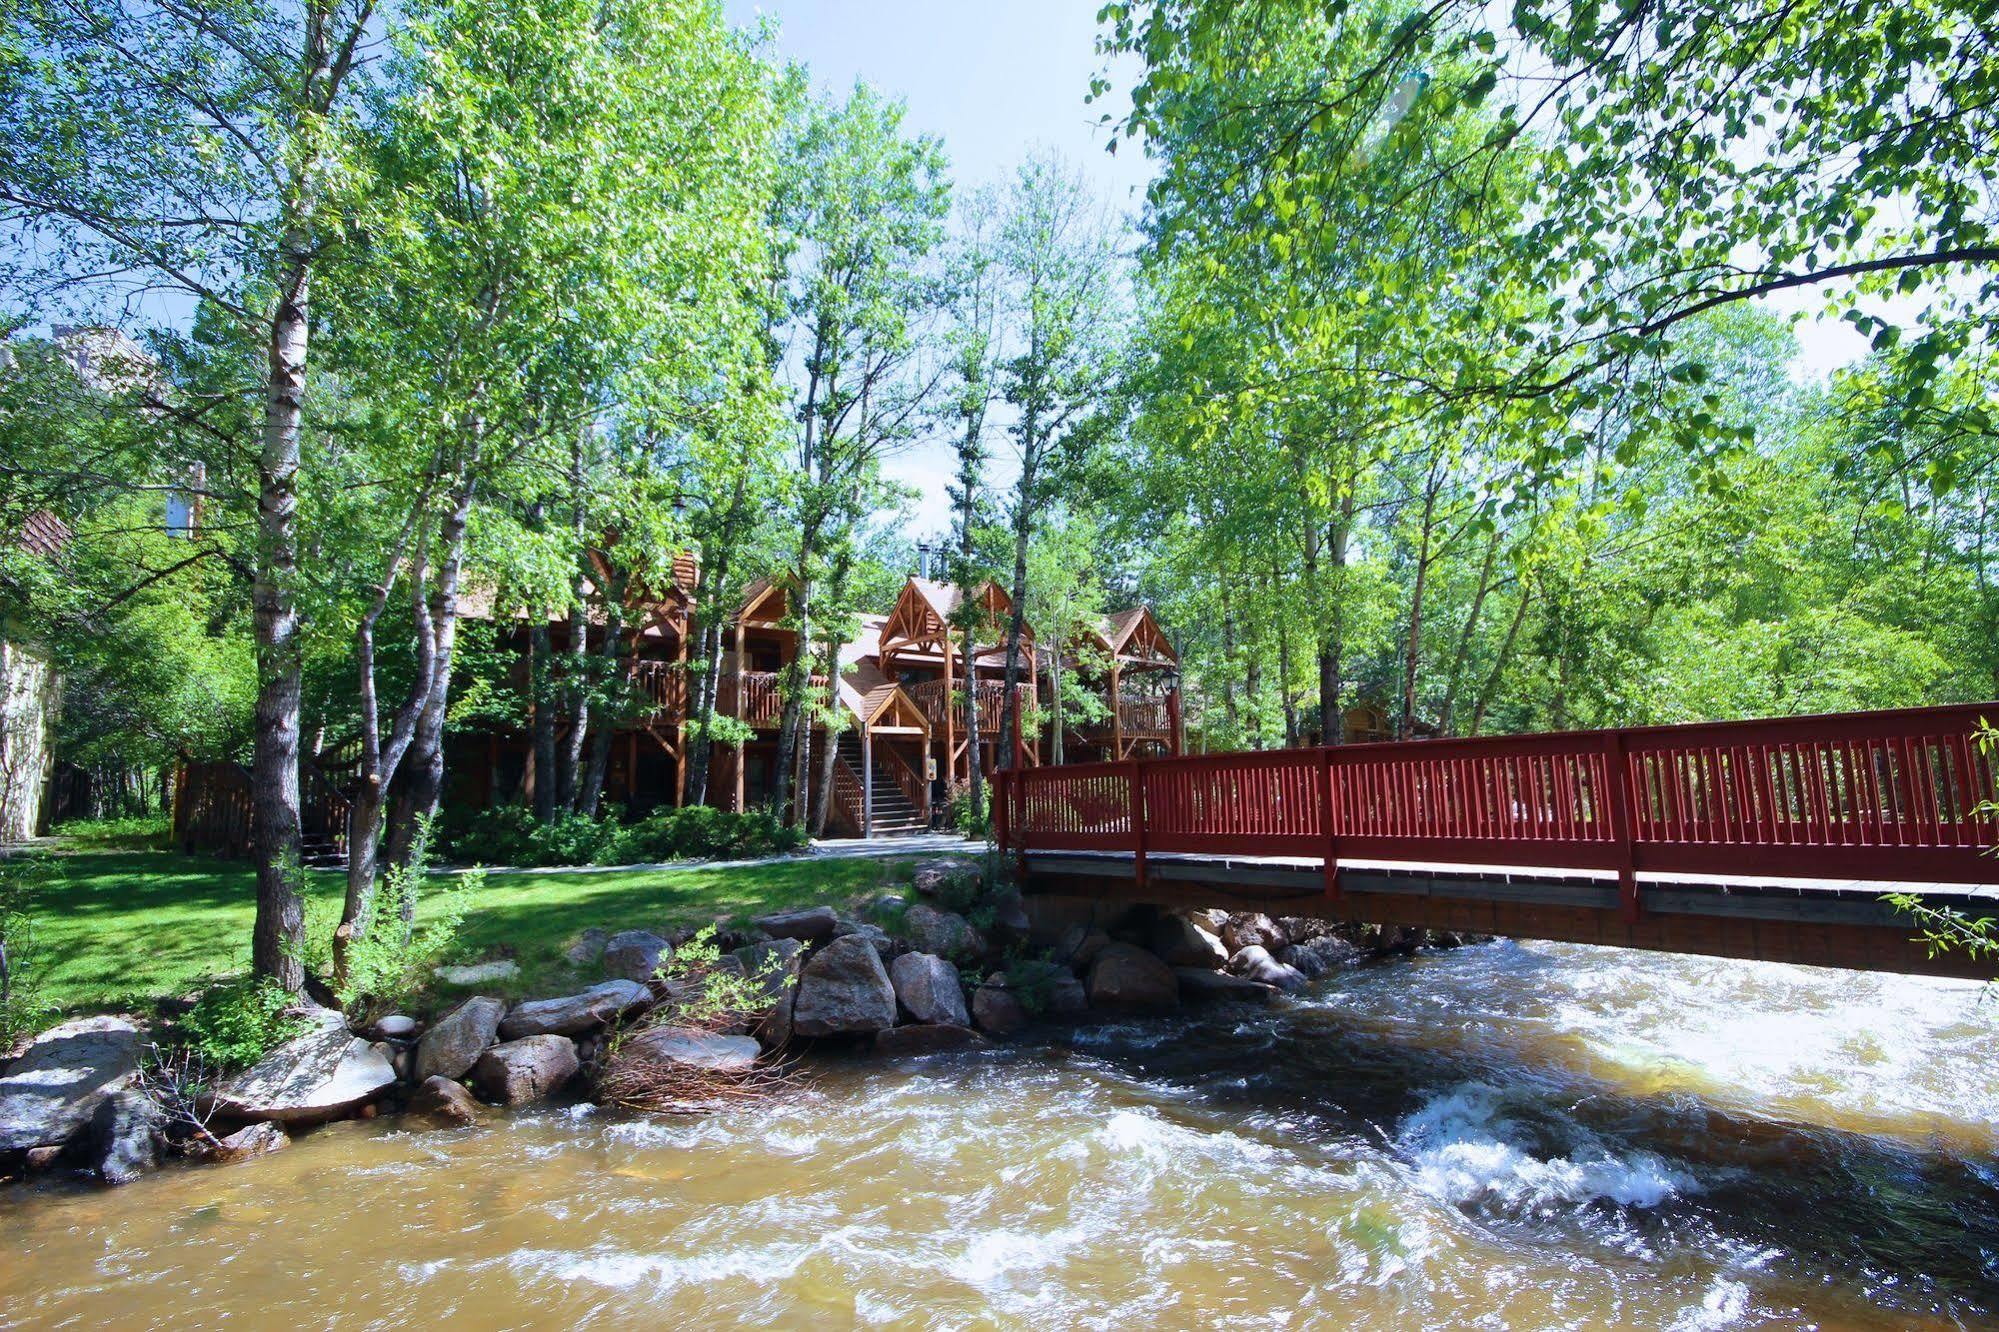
{"left": 441, "top": 831, "right": 980, "bottom": 878}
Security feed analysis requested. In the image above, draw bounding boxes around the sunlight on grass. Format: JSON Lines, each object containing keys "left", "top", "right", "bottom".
{"left": 29, "top": 849, "right": 941, "bottom": 1015}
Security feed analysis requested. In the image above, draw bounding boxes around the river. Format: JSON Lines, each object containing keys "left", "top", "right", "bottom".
{"left": 3, "top": 939, "right": 1997, "bottom": 1328}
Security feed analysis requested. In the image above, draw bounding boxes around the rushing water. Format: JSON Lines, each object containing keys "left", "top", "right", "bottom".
{"left": 5, "top": 940, "right": 1999, "bottom": 1329}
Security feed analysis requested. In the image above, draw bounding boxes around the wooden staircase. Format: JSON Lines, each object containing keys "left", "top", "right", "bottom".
{"left": 835, "top": 733, "right": 926, "bottom": 836}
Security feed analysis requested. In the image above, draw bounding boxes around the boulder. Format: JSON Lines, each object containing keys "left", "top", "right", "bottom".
{"left": 209, "top": 1007, "right": 397, "bottom": 1125}
{"left": 1151, "top": 914, "right": 1229, "bottom": 969}
{"left": 864, "top": 892, "right": 908, "bottom": 922}
{"left": 471, "top": 1035, "right": 580, "bottom": 1105}
{"left": 90, "top": 1088, "right": 159, "bottom": 1185}
{"left": 901, "top": 904, "right": 986, "bottom": 959}
{"left": 832, "top": 918, "right": 901, "bottom": 959}
{"left": 619, "top": 1026, "right": 761, "bottom": 1073}
{"left": 434, "top": 960, "right": 519, "bottom": 986}
{"left": 1002, "top": 959, "right": 1086, "bottom": 1017}
{"left": 988, "top": 892, "right": 1032, "bottom": 944}
{"left": 1221, "top": 913, "right": 1286, "bottom": 955}
{"left": 1052, "top": 923, "right": 1112, "bottom": 974}
{"left": 1227, "top": 944, "right": 1310, "bottom": 992}
{"left": 414, "top": 996, "right": 505, "bottom": 1083}
{"left": 731, "top": 937, "right": 805, "bottom": 1048}
{"left": 0, "top": 1015, "right": 143, "bottom": 1154}
{"left": 498, "top": 980, "right": 651, "bottom": 1040}
{"left": 1276, "top": 916, "right": 1331, "bottom": 946}
{"left": 753, "top": 905, "right": 839, "bottom": 942}
{"left": 1279, "top": 936, "right": 1362, "bottom": 979}
{"left": 1086, "top": 943, "right": 1181, "bottom": 1015}
{"left": 790, "top": 934, "right": 898, "bottom": 1037}
{"left": 888, "top": 952, "right": 969, "bottom": 1027}
{"left": 1189, "top": 908, "right": 1230, "bottom": 934}
{"left": 215, "top": 1120, "right": 290, "bottom": 1161}
{"left": 874, "top": 1023, "right": 985, "bottom": 1057}
{"left": 371, "top": 1014, "right": 419, "bottom": 1040}
{"left": 408, "top": 1076, "right": 481, "bottom": 1127}
{"left": 910, "top": 857, "right": 981, "bottom": 899}
{"left": 1176, "top": 967, "right": 1278, "bottom": 1005}
{"left": 1046, "top": 972, "right": 1088, "bottom": 1016}
{"left": 564, "top": 927, "right": 610, "bottom": 968}
{"left": 971, "top": 974, "right": 1028, "bottom": 1036}
{"left": 602, "top": 930, "right": 671, "bottom": 983}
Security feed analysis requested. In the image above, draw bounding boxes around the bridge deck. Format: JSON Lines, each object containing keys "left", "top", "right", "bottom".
{"left": 1018, "top": 849, "right": 1999, "bottom": 980}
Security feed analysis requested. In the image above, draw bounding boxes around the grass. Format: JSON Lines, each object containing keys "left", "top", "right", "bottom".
{"left": 22, "top": 846, "right": 947, "bottom": 1017}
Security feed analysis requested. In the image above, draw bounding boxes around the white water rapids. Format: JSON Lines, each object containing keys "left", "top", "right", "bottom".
{"left": 3, "top": 939, "right": 1995, "bottom": 1328}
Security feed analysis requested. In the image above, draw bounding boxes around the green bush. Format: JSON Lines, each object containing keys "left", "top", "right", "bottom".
{"left": 328, "top": 816, "right": 476, "bottom": 1019}
{"left": 603, "top": 806, "right": 809, "bottom": 863}
{"left": 181, "top": 976, "right": 306, "bottom": 1069}
{"left": 442, "top": 803, "right": 808, "bottom": 868}
{"left": 441, "top": 806, "right": 620, "bottom": 867}
{"left": 943, "top": 785, "right": 992, "bottom": 838}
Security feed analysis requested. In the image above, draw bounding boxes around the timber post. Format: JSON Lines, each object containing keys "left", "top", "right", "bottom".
{"left": 1320, "top": 746, "right": 1342, "bottom": 903}
{"left": 1129, "top": 757, "right": 1148, "bottom": 892}
{"left": 1604, "top": 729, "right": 1640, "bottom": 924}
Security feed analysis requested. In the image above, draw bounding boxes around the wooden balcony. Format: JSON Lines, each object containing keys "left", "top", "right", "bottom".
{"left": 636, "top": 663, "right": 829, "bottom": 730}
{"left": 907, "top": 677, "right": 1034, "bottom": 734}
{"left": 1079, "top": 695, "right": 1175, "bottom": 739}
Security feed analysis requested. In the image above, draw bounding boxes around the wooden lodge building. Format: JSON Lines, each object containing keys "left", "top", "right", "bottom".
{"left": 452, "top": 571, "right": 1184, "bottom": 837}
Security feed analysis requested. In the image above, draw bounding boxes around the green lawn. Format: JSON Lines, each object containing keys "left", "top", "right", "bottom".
{"left": 25, "top": 846, "right": 944, "bottom": 1016}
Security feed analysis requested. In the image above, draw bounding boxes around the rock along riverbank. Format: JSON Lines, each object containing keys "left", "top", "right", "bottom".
{"left": 0, "top": 856, "right": 1479, "bottom": 1188}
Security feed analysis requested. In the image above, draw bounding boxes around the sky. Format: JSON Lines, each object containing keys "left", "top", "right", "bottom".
{"left": 723, "top": 0, "right": 1150, "bottom": 535}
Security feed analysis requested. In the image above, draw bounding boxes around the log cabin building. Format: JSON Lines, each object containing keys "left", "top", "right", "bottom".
{"left": 449, "top": 568, "right": 1184, "bottom": 838}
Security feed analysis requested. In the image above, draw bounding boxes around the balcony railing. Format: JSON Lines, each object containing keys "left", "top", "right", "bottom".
{"left": 632, "top": 660, "right": 686, "bottom": 717}
{"left": 907, "top": 678, "right": 1033, "bottom": 734}
{"left": 1078, "top": 695, "right": 1174, "bottom": 738}
{"left": 636, "top": 663, "right": 832, "bottom": 730}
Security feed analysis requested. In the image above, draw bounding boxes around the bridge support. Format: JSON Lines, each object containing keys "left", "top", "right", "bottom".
{"left": 1016, "top": 850, "right": 1999, "bottom": 981}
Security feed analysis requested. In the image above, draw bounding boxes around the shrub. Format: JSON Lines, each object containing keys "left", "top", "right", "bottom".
{"left": 0, "top": 855, "right": 57, "bottom": 1047}
{"left": 330, "top": 816, "right": 477, "bottom": 1018}
{"left": 594, "top": 926, "right": 796, "bottom": 1115}
{"left": 181, "top": 975, "right": 306, "bottom": 1069}
{"left": 51, "top": 813, "right": 170, "bottom": 850}
{"left": 601, "top": 806, "right": 809, "bottom": 864}
{"left": 442, "top": 802, "right": 809, "bottom": 867}
{"left": 926, "top": 848, "right": 1018, "bottom": 934}
{"left": 942, "top": 784, "right": 992, "bottom": 838}
{"left": 442, "top": 806, "right": 620, "bottom": 867}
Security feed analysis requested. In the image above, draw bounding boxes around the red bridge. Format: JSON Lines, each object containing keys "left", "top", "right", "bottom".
{"left": 991, "top": 703, "right": 1999, "bottom": 979}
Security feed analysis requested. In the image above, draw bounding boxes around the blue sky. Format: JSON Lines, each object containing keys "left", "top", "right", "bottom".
{"left": 723, "top": 0, "right": 1151, "bottom": 208}
{"left": 723, "top": 1, "right": 1152, "bottom": 536}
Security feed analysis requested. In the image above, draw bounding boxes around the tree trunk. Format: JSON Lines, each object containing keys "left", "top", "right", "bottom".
{"left": 529, "top": 615, "right": 556, "bottom": 822}
{"left": 557, "top": 435, "right": 589, "bottom": 811}
{"left": 771, "top": 567, "right": 811, "bottom": 824}
{"left": 578, "top": 568, "right": 625, "bottom": 818}
{"left": 1438, "top": 533, "right": 1501, "bottom": 735}
{"left": 385, "top": 475, "right": 478, "bottom": 903}
{"left": 249, "top": 251, "right": 311, "bottom": 994}
{"left": 1471, "top": 582, "right": 1533, "bottom": 737}
{"left": 1049, "top": 651, "right": 1064, "bottom": 765}
{"left": 684, "top": 616, "right": 724, "bottom": 807}
{"left": 996, "top": 443, "right": 1037, "bottom": 769}
{"left": 809, "top": 637, "right": 844, "bottom": 836}
{"left": 1400, "top": 479, "right": 1440, "bottom": 740}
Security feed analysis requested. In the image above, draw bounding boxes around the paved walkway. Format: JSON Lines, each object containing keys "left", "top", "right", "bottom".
{"left": 441, "top": 831, "right": 980, "bottom": 877}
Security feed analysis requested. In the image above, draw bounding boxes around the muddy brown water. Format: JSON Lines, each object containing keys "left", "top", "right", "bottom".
{"left": 3, "top": 940, "right": 1998, "bottom": 1329}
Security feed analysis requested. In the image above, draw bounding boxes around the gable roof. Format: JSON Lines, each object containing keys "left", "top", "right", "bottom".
{"left": 1106, "top": 604, "right": 1177, "bottom": 666}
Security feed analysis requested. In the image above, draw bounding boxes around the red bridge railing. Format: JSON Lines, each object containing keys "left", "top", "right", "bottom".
{"left": 992, "top": 703, "right": 1999, "bottom": 908}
